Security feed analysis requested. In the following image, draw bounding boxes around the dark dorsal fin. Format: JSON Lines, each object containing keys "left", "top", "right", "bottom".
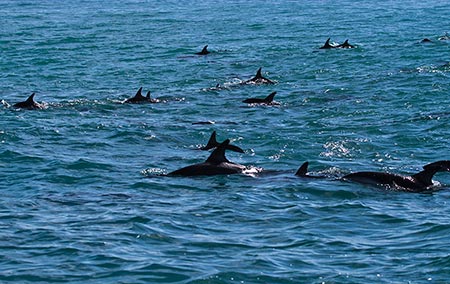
{"left": 255, "top": 67, "right": 263, "bottom": 78}
{"left": 14, "top": 92, "right": 38, "bottom": 109}
{"left": 411, "top": 160, "right": 450, "bottom": 186}
{"left": 201, "top": 131, "right": 218, "bottom": 150}
{"left": 134, "top": 87, "right": 144, "bottom": 98}
{"left": 341, "top": 39, "right": 353, "bottom": 47}
{"left": 339, "top": 39, "right": 355, "bottom": 48}
{"left": 145, "top": 91, "right": 151, "bottom": 99}
{"left": 264, "top": 92, "right": 277, "bottom": 103}
{"left": 320, "top": 38, "right": 333, "bottom": 49}
{"left": 321, "top": 37, "right": 331, "bottom": 48}
{"left": 206, "top": 139, "right": 230, "bottom": 164}
{"left": 196, "top": 45, "right": 210, "bottom": 55}
{"left": 295, "top": 162, "right": 309, "bottom": 176}
{"left": 244, "top": 67, "right": 274, "bottom": 85}
{"left": 26, "top": 93, "right": 36, "bottom": 103}
{"left": 200, "top": 131, "right": 245, "bottom": 153}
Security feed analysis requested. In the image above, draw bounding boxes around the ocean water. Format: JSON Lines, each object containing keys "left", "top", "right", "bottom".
{"left": 1, "top": 0, "right": 450, "bottom": 283}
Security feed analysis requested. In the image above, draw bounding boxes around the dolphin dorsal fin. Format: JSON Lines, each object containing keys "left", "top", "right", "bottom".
{"left": 146, "top": 91, "right": 151, "bottom": 99}
{"left": 26, "top": 93, "right": 36, "bottom": 103}
{"left": 206, "top": 139, "right": 230, "bottom": 164}
{"left": 295, "top": 162, "right": 309, "bottom": 176}
{"left": 255, "top": 67, "right": 263, "bottom": 78}
{"left": 205, "top": 131, "right": 218, "bottom": 148}
{"left": 320, "top": 38, "right": 332, "bottom": 49}
{"left": 134, "top": 87, "right": 144, "bottom": 98}
{"left": 196, "top": 45, "right": 209, "bottom": 55}
{"left": 264, "top": 92, "right": 277, "bottom": 103}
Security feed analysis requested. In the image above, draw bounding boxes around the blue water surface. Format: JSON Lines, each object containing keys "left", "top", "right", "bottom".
{"left": 1, "top": 1, "right": 450, "bottom": 283}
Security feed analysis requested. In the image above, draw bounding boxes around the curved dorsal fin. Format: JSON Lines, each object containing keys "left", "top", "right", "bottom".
{"left": 14, "top": 92, "right": 38, "bottom": 109}
{"left": 145, "top": 91, "right": 151, "bottom": 99}
{"left": 202, "top": 131, "right": 218, "bottom": 150}
{"left": 26, "top": 93, "right": 36, "bottom": 103}
{"left": 255, "top": 67, "right": 263, "bottom": 78}
{"left": 320, "top": 38, "right": 332, "bottom": 49}
{"left": 134, "top": 87, "right": 144, "bottom": 98}
{"left": 295, "top": 162, "right": 309, "bottom": 176}
{"left": 200, "top": 131, "right": 244, "bottom": 153}
{"left": 206, "top": 139, "right": 230, "bottom": 164}
{"left": 264, "top": 92, "right": 277, "bottom": 103}
{"left": 196, "top": 45, "right": 210, "bottom": 55}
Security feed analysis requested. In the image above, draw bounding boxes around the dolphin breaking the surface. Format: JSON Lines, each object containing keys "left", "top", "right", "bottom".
{"left": 342, "top": 160, "right": 450, "bottom": 192}
{"left": 13, "top": 93, "right": 44, "bottom": 110}
{"left": 123, "top": 87, "right": 159, "bottom": 104}
{"left": 168, "top": 139, "right": 248, "bottom": 176}
{"left": 243, "top": 91, "right": 279, "bottom": 105}
{"left": 242, "top": 67, "right": 275, "bottom": 85}
{"left": 195, "top": 45, "right": 210, "bottom": 55}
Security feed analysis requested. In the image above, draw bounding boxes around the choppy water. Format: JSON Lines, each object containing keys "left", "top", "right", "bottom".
{"left": 1, "top": 1, "right": 450, "bottom": 283}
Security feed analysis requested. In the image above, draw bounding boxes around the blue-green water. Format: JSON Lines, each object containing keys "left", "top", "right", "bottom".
{"left": 1, "top": 1, "right": 450, "bottom": 283}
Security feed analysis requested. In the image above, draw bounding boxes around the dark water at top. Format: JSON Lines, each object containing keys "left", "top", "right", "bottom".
{"left": 1, "top": 1, "right": 450, "bottom": 283}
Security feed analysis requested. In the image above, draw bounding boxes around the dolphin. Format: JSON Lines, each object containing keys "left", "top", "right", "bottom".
{"left": 439, "top": 32, "right": 450, "bottom": 41}
{"left": 192, "top": 121, "right": 215, "bottom": 125}
{"left": 200, "top": 131, "right": 244, "bottom": 153}
{"left": 242, "top": 67, "right": 275, "bottom": 85}
{"left": 342, "top": 160, "right": 450, "bottom": 192}
{"left": 123, "top": 87, "right": 158, "bottom": 104}
{"left": 337, "top": 39, "right": 355, "bottom": 48}
{"left": 168, "top": 139, "right": 246, "bottom": 176}
{"left": 295, "top": 162, "right": 327, "bottom": 179}
{"left": 13, "top": 93, "right": 43, "bottom": 110}
{"left": 195, "top": 45, "right": 210, "bottom": 55}
{"left": 243, "top": 91, "right": 279, "bottom": 105}
{"left": 319, "top": 38, "right": 336, "bottom": 49}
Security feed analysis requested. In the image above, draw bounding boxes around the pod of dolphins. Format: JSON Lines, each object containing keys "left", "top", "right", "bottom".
{"left": 170, "top": 131, "right": 450, "bottom": 193}
{"left": 6, "top": 39, "right": 450, "bottom": 193}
